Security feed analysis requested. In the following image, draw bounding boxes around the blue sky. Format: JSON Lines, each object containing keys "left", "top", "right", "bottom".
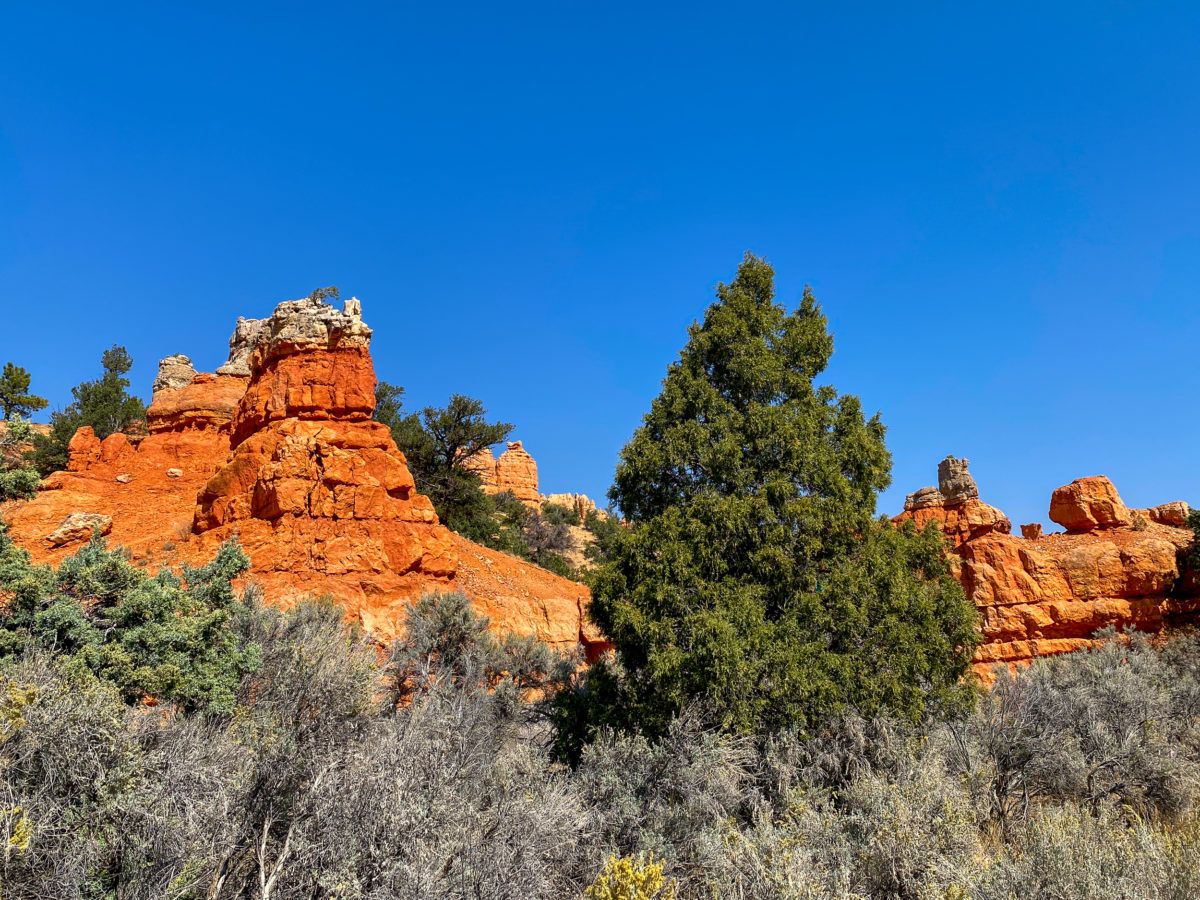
{"left": 2, "top": 2, "right": 1197, "bottom": 528}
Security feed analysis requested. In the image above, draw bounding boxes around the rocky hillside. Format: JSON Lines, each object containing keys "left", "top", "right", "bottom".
{"left": 1, "top": 296, "right": 605, "bottom": 655}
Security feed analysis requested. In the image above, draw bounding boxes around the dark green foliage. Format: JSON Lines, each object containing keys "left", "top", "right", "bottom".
{"left": 372, "top": 384, "right": 587, "bottom": 576}
{"left": 0, "top": 362, "right": 48, "bottom": 420}
{"left": 1183, "top": 507, "right": 1200, "bottom": 574}
{"left": 0, "top": 416, "right": 40, "bottom": 501}
{"left": 0, "top": 527, "right": 259, "bottom": 712}
{"left": 543, "top": 502, "right": 582, "bottom": 527}
{"left": 556, "top": 254, "right": 978, "bottom": 757}
{"left": 0, "top": 467, "right": 39, "bottom": 501}
{"left": 582, "top": 508, "right": 621, "bottom": 567}
{"left": 30, "top": 345, "right": 147, "bottom": 475}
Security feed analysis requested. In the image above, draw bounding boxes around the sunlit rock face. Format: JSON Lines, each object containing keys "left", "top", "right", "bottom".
{"left": 3, "top": 295, "right": 602, "bottom": 655}
{"left": 895, "top": 461, "right": 1197, "bottom": 681}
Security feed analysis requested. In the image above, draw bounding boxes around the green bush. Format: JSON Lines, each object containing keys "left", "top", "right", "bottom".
{"left": 0, "top": 468, "right": 39, "bottom": 502}
{"left": 0, "top": 528, "right": 260, "bottom": 713}
{"left": 3, "top": 563, "right": 1200, "bottom": 898}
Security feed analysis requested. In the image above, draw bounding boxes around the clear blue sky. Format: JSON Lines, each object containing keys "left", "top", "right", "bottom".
{"left": 2, "top": 3, "right": 1197, "bottom": 529}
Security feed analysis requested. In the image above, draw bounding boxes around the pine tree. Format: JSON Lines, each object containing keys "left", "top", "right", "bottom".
{"left": 30, "top": 345, "right": 146, "bottom": 475}
{"left": 0, "top": 363, "right": 48, "bottom": 420}
{"left": 553, "top": 253, "right": 977, "bottom": 759}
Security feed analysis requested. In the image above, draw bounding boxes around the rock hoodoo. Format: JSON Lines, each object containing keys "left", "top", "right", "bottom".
{"left": 1, "top": 295, "right": 599, "bottom": 653}
{"left": 896, "top": 462, "right": 1197, "bottom": 680}
{"left": 189, "top": 296, "right": 457, "bottom": 633}
{"left": 468, "top": 440, "right": 541, "bottom": 507}
{"left": 901, "top": 457, "right": 1011, "bottom": 547}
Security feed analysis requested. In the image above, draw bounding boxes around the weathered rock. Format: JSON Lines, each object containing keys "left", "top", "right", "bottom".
{"left": 494, "top": 441, "right": 539, "bottom": 506}
{"left": 152, "top": 354, "right": 198, "bottom": 394}
{"left": 464, "top": 448, "right": 499, "bottom": 490}
{"left": 166, "top": 468, "right": 183, "bottom": 478}
{"left": 46, "top": 512, "right": 112, "bottom": 547}
{"left": 896, "top": 462, "right": 1199, "bottom": 682}
{"left": 1146, "top": 501, "right": 1191, "bottom": 528}
{"left": 146, "top": 372, "right": 247, "bottom": 434}
{"left": 216, "top": 317, "right": 268, "bottom": 377}
{"left": 543, "top": 492, "right": 601, "bottom": 521}
{"left": 904, "top": 486, "right": 945, "bottom": 511}
{"left": 1049, "top": 476, "right": 1132, "bottom": 532}
{"left": 227, "top": 298, "right": 375, "bottom": 447}
{"left": 938, "top": 456, "right": 979, "bottom": 503}
{"left": 2, "top": 294, "right": 604, "bottom": 660}
{"left": 895, "top": 497, "right": 1011, "bottom": 546}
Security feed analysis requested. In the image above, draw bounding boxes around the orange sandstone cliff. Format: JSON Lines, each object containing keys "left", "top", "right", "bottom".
{"left": 895, "top": 457, "right": 1198, "bottom": 679}
{"left": 1, "top": 296, "right": 601, "bottom": 653}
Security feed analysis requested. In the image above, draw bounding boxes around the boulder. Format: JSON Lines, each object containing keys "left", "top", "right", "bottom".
{"left": 146, "top": 372, "right": 247, "bottom": 434}
{"left": 1049, "top": 476, "right": 1132, "bottom": 531}
{"left": 938, "top": 456, "right": 979, "bottom": 503}
{"left": 47, "top": 512, "right": 112, "bottom": 547}
{"left": 896, "top": 462, "right": 1199, "bottom": 681}
{"left": 152, "top": 354, "right": 198, "bottom": 394}
{"left": 904, "top": 486, "right": 945, "bottom": 511}
{"left": 216, "top": 316, "right": 268, "bottom": 377}
{"left": 1146, "top": 501, "right": 1191, "bottom": 528}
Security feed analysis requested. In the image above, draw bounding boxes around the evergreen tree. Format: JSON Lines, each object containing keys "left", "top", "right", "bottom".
{"left": 553, "top": 253, "right": 977, "bottom": 760}
{"left": 0, "top": 362, "right": 48, "bottom": 420}
{"left": 375, "top": 384, "right": 513, "bottom": 542}
{"left": 31, "top": 345, "right": 146, "bottom": 475}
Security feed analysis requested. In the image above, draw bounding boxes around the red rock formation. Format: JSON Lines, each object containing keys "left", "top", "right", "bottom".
{"left": 467, "top": 440, "right": 541, "bottom": 508}
{"left": 1049, "top": 476, "right": 1132, "bottom": 531}
{"left": 1, "top": 295, "right": 604, "bottom": 656}
{"left": 494, "top": 441, "right": 539, "bottom": 505}
{"left": 146, "top": 373, "right": 247, "bottom": 434}
{"left": 896, "top": 460, "right": 1197, "bottom": 680}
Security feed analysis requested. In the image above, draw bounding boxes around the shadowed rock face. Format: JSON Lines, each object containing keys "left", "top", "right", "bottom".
{"left": 896, "top": 463, "right": 1197, "bottom": 681}
{"left": 2, "top": 295, "right": 602, "bottom": 654}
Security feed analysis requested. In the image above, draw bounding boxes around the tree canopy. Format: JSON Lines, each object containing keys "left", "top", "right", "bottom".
{"left": 553, "top": 253, "right": 978, "bottom": 760}
{"left": 31, "top": 345, "right": 146, "bottom": 475}
{"left": 0, "top": 362, "right": 48, "bottom": 420}
{"left": 375, "top": 385, "right": 513, "bottom": 543}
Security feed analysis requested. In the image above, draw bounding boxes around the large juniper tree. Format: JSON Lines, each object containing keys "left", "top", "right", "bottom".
{"left": 554, "top": 253, "right": 977, "bottom": 759}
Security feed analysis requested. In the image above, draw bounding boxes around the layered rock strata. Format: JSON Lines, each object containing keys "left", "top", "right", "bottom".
{"left": 1, "top": 296, "right": 602, "bottom": 653}
{"left": 896, "top": 461, "right": 1197, "bottom": 679}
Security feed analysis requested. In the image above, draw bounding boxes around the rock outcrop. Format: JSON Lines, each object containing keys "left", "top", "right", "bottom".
{"left": 1049, "top": 476, "right": 1133, "bottom": 531}
{"left": 216, "top": 317, "right": 268, "bottom": 377}
{"left": 543, "top": 492, "right": 600, "bottom": 521}
{"left": 188, "top": 296, "right": 457, "bottom": 637}
{"left": 1, "top": 295, "right": 603, "bottom": 656}
{"left": 467, "top": 440, "right": 541, "bottom": 508}
{"left": 900, "top": 458, "right": 1011, "bottom": 547}
{"left": 896, "top": 462, "right": 1197, "bottom": 680}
